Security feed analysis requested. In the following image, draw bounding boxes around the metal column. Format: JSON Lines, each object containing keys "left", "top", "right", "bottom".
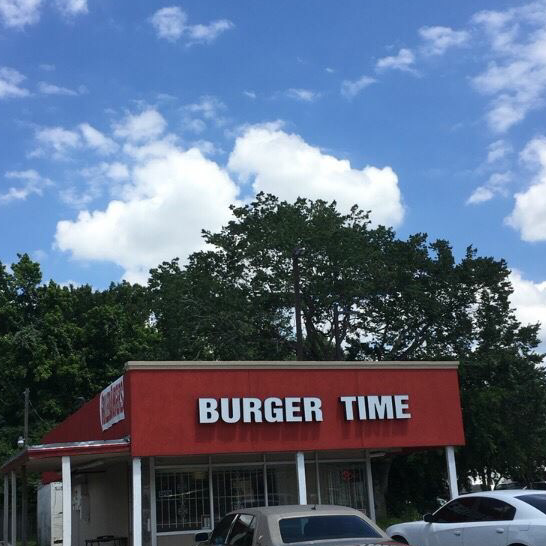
{"left": 445, "top": 446, "right": 459, "bottom": 499}
{"left": 62, "top": 456, "right": 71, "bottom": 546}
{"left": 295, "top": 452, "right": 307, "bottom": 505}
{"left": 3, "top": 474, "right": 8, "bottom": 545}
{"left": 132, "top": 458, "right": 142, "bottom": 546}
{"left": 365, "top": 451, "right": 376, "bottom": 521}
{"left": 10, "top": 472, "right": 16, "bottom": 546}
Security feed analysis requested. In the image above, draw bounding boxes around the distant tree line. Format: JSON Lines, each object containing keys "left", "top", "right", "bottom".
{"left": 1, "top": 193, "right": 545, "bottom": 519}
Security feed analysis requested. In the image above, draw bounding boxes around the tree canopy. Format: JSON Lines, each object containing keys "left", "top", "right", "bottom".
{"left": 1, "top": 193, "right": 544, "bottom": 517}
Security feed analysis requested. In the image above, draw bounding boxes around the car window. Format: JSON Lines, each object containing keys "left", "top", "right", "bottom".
{"left": 278, "top": 515, "right": 381, "bottom": 543}
{"left": 210, "top": 514, "right": 237, "bottom": 545}
{"left": 476, "top": 497, "right": 516, "bottom": 521}
{"left": 516, "top": 494, "right": 546, "bottom": 515}
{"left": 227, "top": 514, "right": 256, "bottom": 546}
{"left": 434, "top": 498, "right": 481, "bottom": 523}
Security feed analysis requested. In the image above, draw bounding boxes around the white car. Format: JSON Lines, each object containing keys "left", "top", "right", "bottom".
{"left": 386, "top": 490, "right": 546, "bottom": 546}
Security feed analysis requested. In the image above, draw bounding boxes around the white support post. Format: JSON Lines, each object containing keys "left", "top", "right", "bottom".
{"left": 3, "top": 474, "right": 8, "bottom": 545}
{"left": 62, "top": 456, "right": 71, "bottom": 546}
{"left": 445, "top": 446, "right": 459, "bottom": 499}
{"left": 150, "top": 457, "right": 157, "bottom": 546}
{"left": 365, "top": 451, "right": 376, "bottom": 521}
{"left": 10, "top": 472, "right": 16, "bottom": 546}
{"left": 132, "top": 458, "right": 142, "bottom": 546}
{"left": 295, "top": 452, "right": 307, "bottom": 505}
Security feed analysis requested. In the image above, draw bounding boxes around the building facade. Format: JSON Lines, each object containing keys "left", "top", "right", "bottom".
{"left": 1, "top": 361, "right": 465, "bottom": 546}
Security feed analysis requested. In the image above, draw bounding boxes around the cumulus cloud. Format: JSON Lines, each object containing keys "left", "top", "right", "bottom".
{"left": 1, "top": 169, "right": 52, "bottom": 203}
{"left": 506, "top": 136, "right": 546, "bottom": 241}
{"left": 286, "top": 88, "right": 320, "bottom": 102}
{"left": 0, "top": 0, "right": 42, "bottom": 28}
{"left": 472, "top": 1, "right": 546, "bottom": 133}
{"left": 182, "top": 96, "right": 226, "bottom": 132}
{"left": 79, "top": 123, "right": 118, "bottom": 155}
{"left": 487, "top": 139, "right": 513, "bottom": 164}
{"left": 55, "top": 0, "right": 87, "bottom": 16}
{"left": 419, "top": 25, "right": 470, "bottom": 56}
{"left": 38, "top": 81, "right": 78, "bottom": 96}
{"left": 510, "top": 269, "right": 546, "bottom": 347}
{"left": 467, "top": 171, "right": 512, "bottom": 205}
{"left": 376, "top": 48, "right": 416, "bottom": 73}
{"left": 0, "top": 67, "right": 29, "bottom": 98}
{"left": 33, "top": 126, "right": 81, "bottom": 158}
{"left": 150, "top": 6, "right": 233, "bottom": 45}
{"left": 228, "top": 124, "right": 404, "bottom": 227}
{"left": 340, "top": 75, "right": 376, "bottom": 99}
{"left": 55, "top": 141, "right": 240, "bottom": 284}
{"left": 113, "top": 109, "right": 167, "bottom": 143}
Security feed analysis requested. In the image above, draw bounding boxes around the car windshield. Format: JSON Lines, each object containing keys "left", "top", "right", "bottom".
{"left": 278, "top": 515, "right": 381, "bottom": 543}
{"left": 516, "top": 494, "right": 546, "bottom": 515}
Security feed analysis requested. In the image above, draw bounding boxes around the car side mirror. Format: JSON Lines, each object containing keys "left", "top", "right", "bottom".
{"left": 195, "top": 532, "right": 210, "bottom": 543}
{"left": 423, "top": 513, "right": 435, "bottom": 523}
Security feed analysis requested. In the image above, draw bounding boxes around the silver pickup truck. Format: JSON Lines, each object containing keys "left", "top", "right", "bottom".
{"left": 195, "top": 505, "right": 403, "bottom": 546}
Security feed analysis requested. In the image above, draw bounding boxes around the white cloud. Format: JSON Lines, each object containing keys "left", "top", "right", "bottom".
{"left": 510, "top": 269, "right": 546, "bottom": 347}
{"left": 0, "top": 0, "right": 42, "bottom": 28}
{"left": 1, "top": 169, "right": 52, "bottom": 203}
{"left": 33, "top": 126, "right": 81, "bottom": 158}
{"left": 39, "top": 63, "right": 55, "bottom": 71}
{"left": 506, "top": 135, "right": 546, "bottom": 241}
{"left": 55, "top": 0, "right": 87, "bottom": 16}
{"left": 149, "top": 6, "right": 186, "bottom": 41}
{"left": 376, "top": 48, "right": 416, "bottom": 73}
{"left": 38, "top": 81, "right": 78, "bottom": 96}
{"left": 419, "top": 25, "right": 470, "bottom": 56}
{"left": 182, "top": 95, "right": 226, "bottom": 131}
{"left": 186, "top": 19, "right": 233, "bottom": 44}
{"left": 55, "top": 140, "right": 240, "bottom": 284}
{"left": 472, "top": 1, "right": 546, "bottom": 132}
{"left": 487, "top": 139, "right": 512, "bottom": 163}
{"left": 113, "top": 109, "right": 167, "bottom": 143}
{"left": 340, "top": 75, "right": 376, "bottom": 99}
{"left": 243, "top": 90, "right": 256, "bottom": 99}
{"left": 286, "top": 88, "right": 320, "bottom": 102}
{"left": 79, "top": 123, "right": 118, "bottom": 155}
{"left": 467, "top": 171, "right": 512, "bottom": 205}
{"left": 228, "top": 124, "right": 404, "bottom": 227}
{"left": 150, "top": 6, "right": 233, "bottom": 45}
{"left": 0, "top": 67, "right": 29, "bottom": 98}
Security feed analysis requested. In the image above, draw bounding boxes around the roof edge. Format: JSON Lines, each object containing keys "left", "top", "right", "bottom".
{"left": 125, "top": 360, "right": 459, "bottom": 371}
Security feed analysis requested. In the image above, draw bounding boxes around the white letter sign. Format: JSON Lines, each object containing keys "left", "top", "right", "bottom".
{"left": 100, "top": 376, "right": 125, "bottom": 431}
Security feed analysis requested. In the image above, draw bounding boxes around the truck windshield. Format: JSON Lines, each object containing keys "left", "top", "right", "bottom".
{"left": 279, "top": 515, "right": 381, "bottom": 543}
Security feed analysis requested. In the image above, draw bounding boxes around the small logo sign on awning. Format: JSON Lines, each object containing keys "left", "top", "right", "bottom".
{"left": 100, "top": 376, "right": 125, "bottom": 431}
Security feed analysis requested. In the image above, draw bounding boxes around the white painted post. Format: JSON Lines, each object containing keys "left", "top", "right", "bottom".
{"left": 149, "top": 457, "right": 157, "bottom": 546}
{"left": 3, "top": 474, "right": 8, "bottom": 545}
{"left": 62, "top": 456, "right": 71, "bottom": 546}
{"left": 445, "top": 446, "right": 459, "bottom": 499}
{"left": 132, "top": 458, "right": 142, "bottom": 546}
{"left": 295, "top": 452, "right": 307, "bottom": 505}
{"left": 10, "top": 472, "right": 16, "bottom": 546}
{"left": 365, "top": 451, "right": 376, "bottom": 521}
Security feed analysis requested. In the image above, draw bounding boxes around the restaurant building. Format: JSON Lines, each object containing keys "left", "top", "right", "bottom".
{"left": 0, "top": 361, "right": 465, "bottom": 546}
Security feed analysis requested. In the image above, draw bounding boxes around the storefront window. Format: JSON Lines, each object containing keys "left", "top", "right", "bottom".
{"left": 267, "top": 465, "right": 298, "bottom": 506}
{"left": 318, "top": 463, "right": 369, "bottom": 513}
{"left": 212, "top": 466, "right": 264, "bottom": 522}
{"left": 156, "top": 469, "right": 211, "bottom": 532}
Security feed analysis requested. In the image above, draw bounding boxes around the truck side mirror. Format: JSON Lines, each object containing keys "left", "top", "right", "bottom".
{"left": 195, "top": 532, "right": 210, "bottom": 543}
{"left": 423, "top": 513, "right": 435, "bottom": 523}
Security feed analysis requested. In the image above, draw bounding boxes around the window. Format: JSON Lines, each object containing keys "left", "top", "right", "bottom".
{"left": 156, "top": 469, "right": 211, "bottom": 532}
{"left": 227, "top": 514, "right": 256, "bottom": 546}
{"left": 476, "top": 498, "right": 516, "bottom": 521}
{"left": 212, "top": 467, "right": 264, "bottom": 523}
{"left": 516, "top": 494, "right": 546, "bottom": 515}
{"left": 318, "top": 464, "right": 368, "bottom": 512}
{"left": 434, "top": 498, "right": 480, "bottom": 523}
{"left": 279, "top": 515, "right": 381, "bottom": 543}
{"left": 210, "top": 514, "right": 236, "bottom": 545}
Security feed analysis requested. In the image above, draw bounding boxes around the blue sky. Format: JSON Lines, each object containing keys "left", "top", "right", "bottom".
{"left": 1, "top": 0, "right": 546, "bottom": 342}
